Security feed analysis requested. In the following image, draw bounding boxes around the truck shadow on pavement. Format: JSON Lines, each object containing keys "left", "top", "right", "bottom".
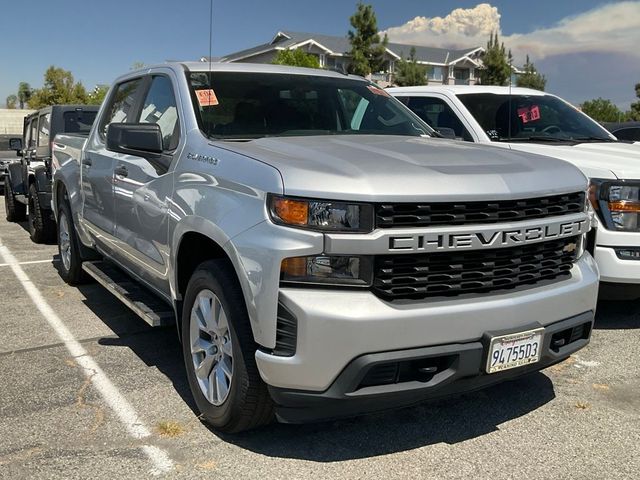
{"left": 74, "top": 282, "right": 558, "bottom": 461}
{"left": 75, "top": 284, "right": 197, "bottom": 413}
{"left": 594, "top": 299, "right": 640, "bottom": 330}
{"left": 222, "top": 373, "right": 555, "bottom": 461}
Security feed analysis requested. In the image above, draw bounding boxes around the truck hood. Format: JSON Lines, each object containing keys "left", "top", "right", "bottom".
{"left": 507, "top": 142, "right": 640, "bottom": 181}
{"left": 217, "top": 135, "right": 587, "bottom": 202}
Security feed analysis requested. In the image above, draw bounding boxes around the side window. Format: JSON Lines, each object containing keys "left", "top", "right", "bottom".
{"left": 38, "top": 113, "right": 51, "bottom": 147}
{"left": 406, "top": 96, "right": 472, "bottom": 141}
{"left": 29, "top": 119, "right": 38, "bottom": 148}
{"left": 101, "top": 78, "right": 143, "bottom": 137}
{"left": 138, "top": 76, "right": 179, "bottom": 150}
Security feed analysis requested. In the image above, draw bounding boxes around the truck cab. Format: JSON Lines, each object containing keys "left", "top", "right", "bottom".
{"left": 390, "top": 85, "right": 640, "bottom": 296}
{"left": 5, "top": 105, "right": 98, "bottom": 243}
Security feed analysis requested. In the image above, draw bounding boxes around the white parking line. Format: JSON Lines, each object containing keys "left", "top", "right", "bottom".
{"left": 0, "top": 244, "right": 173, "bottom": 476}
{"left": 0, "top": 258, "right": 59, "bottom": 267}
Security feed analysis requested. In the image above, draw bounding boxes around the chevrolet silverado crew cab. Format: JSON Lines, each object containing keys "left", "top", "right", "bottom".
{"left": 5, "top": 105, "right": 98, "bottom": 242}
{"left": 52, "top": 63, "right": 598, "bottom": 432}
{"left": 389, "top": 86, "right": 640, "bottom": 297}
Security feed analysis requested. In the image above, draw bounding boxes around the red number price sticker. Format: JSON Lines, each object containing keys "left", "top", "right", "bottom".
{"left": 517, "top": 105, "right": 541, "bottom": 124}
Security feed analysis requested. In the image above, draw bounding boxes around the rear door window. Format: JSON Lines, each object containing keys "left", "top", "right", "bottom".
{"left": 38, "top": 113, "right": 51, "bottom": 147}
{"left": 63, "top": 110, "right": 98, "bottom": 134}
{"left": 29, "top": 119, "right": 38, "bottom": 148}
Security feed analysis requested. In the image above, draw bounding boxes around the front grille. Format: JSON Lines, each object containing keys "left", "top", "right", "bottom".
{"left": 376, "top": 192, "right": 585, "bottom": 228}
{"left": 373, "top": 236, "right": 579, "bottom": 300}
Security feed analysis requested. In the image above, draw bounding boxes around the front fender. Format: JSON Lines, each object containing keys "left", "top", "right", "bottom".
{"left": 6, "top": 162, "right": 25, "bottom": 195}
{"left": 32, "top": 165, "right": 52, "bottom": 194}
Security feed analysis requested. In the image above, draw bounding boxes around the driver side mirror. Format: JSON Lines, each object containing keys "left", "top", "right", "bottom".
{"left": 9, "top": 137, "right": 22, "bottom": 154}
{"left": 106, "top": 123, "right": 163, "bottom": 158}
{"left": 436, "top": 127, "right": 457, "bottom": 139}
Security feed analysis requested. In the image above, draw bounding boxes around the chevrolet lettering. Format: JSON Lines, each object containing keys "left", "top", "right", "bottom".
{"left": 388, "top": 218, "right": 589, "bottom": 252}
{"left": 52, "top": 62, "right": 599, "bottom": 432}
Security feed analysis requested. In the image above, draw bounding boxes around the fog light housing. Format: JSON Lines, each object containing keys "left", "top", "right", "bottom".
{"left": 614, "top": 248, "right": 640, "bottom": 261}
{"left": 281, "top": 255, "right": 373, "bottom": 286}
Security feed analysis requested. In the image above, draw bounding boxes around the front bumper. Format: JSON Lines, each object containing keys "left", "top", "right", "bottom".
{"left": 593, "top": 222, "right": 640, "bottom": 284}
{"left": 269, "top": 311, "right": 593, "bottom": 423}
{"left": 255, "top": 254, "right": 599, "bottom": 393}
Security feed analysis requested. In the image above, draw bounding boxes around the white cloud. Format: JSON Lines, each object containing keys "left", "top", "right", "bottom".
{"left": 383, "top": 3, "right": 501, "bottom": 49}
{"left": 505, "top": 1, "right": 640, "bottom": 61}
{"left": 383, "top": 2, "right": 640, "bottom": 62}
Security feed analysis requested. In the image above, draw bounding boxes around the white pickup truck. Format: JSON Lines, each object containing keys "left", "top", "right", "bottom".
{"left": 390, "top": 86, "right": 640, "bottom": 297}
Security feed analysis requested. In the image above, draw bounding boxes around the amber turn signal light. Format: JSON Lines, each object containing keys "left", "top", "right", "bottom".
{"left": 272, "top": 197, "right": 308, "bottom": 225}
{"left": 608, "top": 201, "right": 640, "bottom": 212}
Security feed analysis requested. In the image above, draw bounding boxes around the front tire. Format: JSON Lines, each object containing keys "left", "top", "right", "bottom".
{"left": 57, "top": 200, "right": 87, "bottom": 284}
{"left": 4, "top": 177, "right": 26, "bottom": 222}
{"left": 182, "top": 259, "right": 274, "bottom": 433}
{"left": 28, "top": 183, "right": 56, "bottom": 244}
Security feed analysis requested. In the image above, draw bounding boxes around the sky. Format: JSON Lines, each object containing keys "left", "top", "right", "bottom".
{"left": 1, "top": 0, "right": 638, "bottom": 109}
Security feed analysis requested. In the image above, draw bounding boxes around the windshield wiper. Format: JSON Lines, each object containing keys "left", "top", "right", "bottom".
{"left": 572, "top": 136, "right": 616, "bottom": 143}
{"left": 503, "top": 136, "right": 577, "bottom": 143}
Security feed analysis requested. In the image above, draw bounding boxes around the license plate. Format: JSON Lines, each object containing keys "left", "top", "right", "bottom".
{"left": 486, "top": 328, "right": 543, "bottom": 374}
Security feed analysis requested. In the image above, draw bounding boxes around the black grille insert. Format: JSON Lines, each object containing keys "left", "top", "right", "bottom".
{"left": 550, "top": 322, "right": 592, "bottom": 352}
{"left": 376, "top": 192, "right": 585, "bottom": 228}
{"left": 273, "top": 302, "right": 297, "bottom": 357}
{"left": 373, "top": 236, "right": 579, "bottom": 300}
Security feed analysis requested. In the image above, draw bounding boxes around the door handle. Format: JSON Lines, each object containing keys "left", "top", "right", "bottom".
{"left": 114, "top": 165, "right": 128, "bottom": 177}
{"left": 81, "top": 158, "right": 92, "bottom": 167}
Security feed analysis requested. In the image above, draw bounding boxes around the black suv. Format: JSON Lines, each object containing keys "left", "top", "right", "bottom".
{"left": 5, "top": 105, "right": 98, "bottom": 242}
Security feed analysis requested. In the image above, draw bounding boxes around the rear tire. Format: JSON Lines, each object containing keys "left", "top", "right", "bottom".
{"left": 182, "top": 259, "right": 274, "bottom": 433}
{"left": 56, "top": 199, "right": 88, "bottom": 284}
{"left": 4, "top": 177, "right": 26, "bottom": 222}
{"left": 28, "top": 183, "right": 56, "bottom": 244}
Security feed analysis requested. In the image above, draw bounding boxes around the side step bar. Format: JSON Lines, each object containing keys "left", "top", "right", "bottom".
{"left": 82, "top": 261, "right": 175, "bottom": 327}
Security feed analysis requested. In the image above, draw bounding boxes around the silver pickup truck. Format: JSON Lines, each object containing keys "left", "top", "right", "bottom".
{"left": 52, "top": 62, "right": 599, "bottom": 432}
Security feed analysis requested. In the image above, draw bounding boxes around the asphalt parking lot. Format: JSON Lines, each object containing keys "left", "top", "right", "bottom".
{"left": 0, "top": 195, "right": 639, "bottom": 480}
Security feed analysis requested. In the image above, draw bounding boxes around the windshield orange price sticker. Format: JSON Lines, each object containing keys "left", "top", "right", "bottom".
{"left": 367, "top": 85, "right": 390, "bottom": 97}
{"left": 517, "top": 105, "right": 541, "bottom": 124}
{"left": 196, "top": 89, "right": 219, "bottom": 107}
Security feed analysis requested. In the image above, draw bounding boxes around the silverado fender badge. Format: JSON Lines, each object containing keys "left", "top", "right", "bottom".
{"left": 187, "top": 152, "right": 219, "bottom": 166}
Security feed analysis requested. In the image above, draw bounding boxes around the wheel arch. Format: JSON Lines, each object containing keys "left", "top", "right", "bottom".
{"left": 171, "top": 221, "right": 260, "bottom": 344}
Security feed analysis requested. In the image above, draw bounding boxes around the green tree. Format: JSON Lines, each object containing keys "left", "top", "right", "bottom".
{"left": 130, "top": 61, "right": 146, "bottom": 71}
{"left": 395, "top": 47, "right": 428, "bottom": 87}
{"left": 479, "top": 32, "right": 511, "bottom": 86}
{"left": 88, "top": 85, "right": 110, "bottom": 105}
{"left": 580, "top": 98, "right": 626, "bottom": 123}
{"left": 6, "top": 94, "right": 17, "bottom": 109}
{"left": 28, "top": 66, "right": 89, "bottom": 108}
{"left": 347, "top": 2, "right": 388, "bottom": 77}
{"left": 271, "top": 49, "right": 320, "bottom": 68}
{"left": 629, "top": 83, "right": 640, "bottom": 121}
{"left": 17, "top": 82, "right": 33, "bottom": 109}
{"left": 516, "top": 55, "right": 547, "bottom": 91}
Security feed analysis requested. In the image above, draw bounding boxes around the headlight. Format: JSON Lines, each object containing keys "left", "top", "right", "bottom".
{"left": 280, "top": 255, "right": 373, "bottom": 286}
{"left": 589, "top": 179, "right": 640, "bottom": 231}
{"left": 268, "top": 194, "right": 374, "bottom": 232}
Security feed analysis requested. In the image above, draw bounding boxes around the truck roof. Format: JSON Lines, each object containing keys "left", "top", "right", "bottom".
{"left": 387, "top": 85, "right": 549, "bottom": 97}
{"left": 128, "top": 61, "right": 364, "bottom": 82}
{"left": 24, "top": 104, "right": 100, "bottom": 120}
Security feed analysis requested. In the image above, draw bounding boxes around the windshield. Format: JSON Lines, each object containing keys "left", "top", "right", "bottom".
{"left": 457, "top": 93, "right": 614, "bottom": 143}
{"left": 188, "top": 71, "right": 432, "bottom": 140}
